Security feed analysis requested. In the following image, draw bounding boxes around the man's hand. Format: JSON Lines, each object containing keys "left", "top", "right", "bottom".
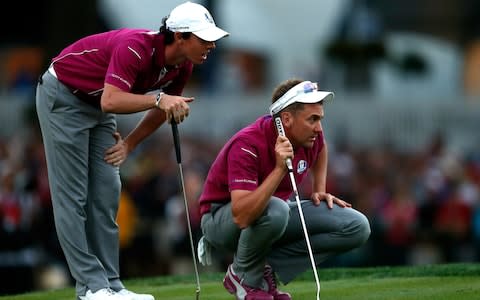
{"left": 157, "top": 94, "right": 194, "bottom": 124}
{"left": 311, "top": 192, "right": 352, "bottom": 208}
{"left": 104, "top": 132, "right": 128, "bottom": 167}
{"left": 274, "top": 135, "right": 293, "bottom": 169}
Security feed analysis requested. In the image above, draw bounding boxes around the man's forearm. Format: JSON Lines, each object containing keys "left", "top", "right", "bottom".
{"left": 231, "top": 166, "right": 287, "bottom": 228}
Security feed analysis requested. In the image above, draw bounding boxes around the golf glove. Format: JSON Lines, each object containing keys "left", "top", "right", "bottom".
{"left": 197, "top": 236, "right": 212, "bottom": 266}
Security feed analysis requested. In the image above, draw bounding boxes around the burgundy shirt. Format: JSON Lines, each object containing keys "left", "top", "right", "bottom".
{"left": 51, "top": 28, "right": 192, "bottom": 103}
{"left": 199, "top": 115, "right": 324, "bottom": 215}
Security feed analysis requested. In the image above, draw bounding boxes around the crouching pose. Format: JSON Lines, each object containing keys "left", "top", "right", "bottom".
{"left": 198, "top": 79, "right": 371, "bottom": 300}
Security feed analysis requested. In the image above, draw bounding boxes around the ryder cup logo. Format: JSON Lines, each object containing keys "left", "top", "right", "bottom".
{"left": 302, "top": 82, "right": 317, "bottom": 94}
{"left": 297, "top": 160, "right": 307, "bottom": 174}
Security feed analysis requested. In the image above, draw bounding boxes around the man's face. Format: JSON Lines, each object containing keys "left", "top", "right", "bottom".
{"left": 286, "top": 103, "right": 324, "bottom": 148}
{"left": 183, "top": 34, "right": 216, "bottom": 64}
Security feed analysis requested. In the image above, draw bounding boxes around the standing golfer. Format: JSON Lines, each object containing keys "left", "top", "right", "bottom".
{"left": 35, "top": 2, "right": 228, "bottom": 300}
{"left": 198, "top": 79, "right": 371, "bottom": 300}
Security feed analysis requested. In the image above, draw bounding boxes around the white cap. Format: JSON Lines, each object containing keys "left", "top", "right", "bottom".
{"left": 269, "top": 81, "right": 334, "bottom": 115}
{"left": 166, "top": 1, "right": 229, "bottom": 42}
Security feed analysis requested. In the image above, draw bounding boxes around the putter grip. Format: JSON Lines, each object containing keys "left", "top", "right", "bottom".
{"left": 274, "top": 117, "right": 293, "bottom": 171}
{"left": 171, "top": 121, "right": 182, "bottom": 164}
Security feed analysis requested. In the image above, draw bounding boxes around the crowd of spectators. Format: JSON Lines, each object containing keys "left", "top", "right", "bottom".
{"left": 1, "top": 109, "right": 479, "bottom": 295}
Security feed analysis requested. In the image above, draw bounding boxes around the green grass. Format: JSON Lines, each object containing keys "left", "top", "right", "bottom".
{"left": 2, "top": 263, "right": 480, "bottom": 300}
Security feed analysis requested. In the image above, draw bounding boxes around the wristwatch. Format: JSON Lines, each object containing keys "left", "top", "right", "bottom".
{"left": 155, "top": 92, "right": 164, "bottom": 108}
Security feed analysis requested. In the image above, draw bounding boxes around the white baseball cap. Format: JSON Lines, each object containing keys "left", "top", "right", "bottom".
{"left": 269, "top": 81, "right": 334, "bottom": 115}
{"left": 166, "top": 1, "right": 229, "bottom": 42}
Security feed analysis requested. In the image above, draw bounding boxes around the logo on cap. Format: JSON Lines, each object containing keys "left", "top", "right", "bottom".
{"left": 204, "top": 12, "right": 214, "bottom": 24}
{"left": 303, "top": 82, "right": 317, "bottom": 94}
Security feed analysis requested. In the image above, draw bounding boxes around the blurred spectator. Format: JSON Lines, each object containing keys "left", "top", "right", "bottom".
{"left": 473, "top": 199, "right": 480, "bottom": 259}
{"left": 434, "top": 180, "right": 474, "bottom": 262}
{"left": 378, "top": 175, "right": 419, "bottom": 265}
{"left": 0, "top": 152, "right": 63, "bottom": 294}
{"left": 2, "top": 47, "right": 44, "bottom": 97}
{"left": 163, "top": 167, "right": 204, "bottom": 274}
{"left": 117, "top": 190, "right": 139, "bottom": 250}
{"left": 327, "top": 140, "right": 357, "bottom": 202}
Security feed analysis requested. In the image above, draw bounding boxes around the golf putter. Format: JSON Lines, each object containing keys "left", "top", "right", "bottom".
{"left": 171, "top": 120, "right": 201, "bottom": 300}
{"left": 274, "top": 116, "right": 321, "bottom": 300}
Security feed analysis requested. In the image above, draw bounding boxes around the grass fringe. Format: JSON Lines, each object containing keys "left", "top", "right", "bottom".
{"left": 127, "top": 263, "right": 480, "bottom": 286}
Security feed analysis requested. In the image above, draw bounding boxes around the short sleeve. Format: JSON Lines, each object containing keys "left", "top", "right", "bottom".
{"left": 105, "top": 39, "right": 150, "bottom": 91}
{"left": 227, "top": 139, "right": 260, "bottom": 191}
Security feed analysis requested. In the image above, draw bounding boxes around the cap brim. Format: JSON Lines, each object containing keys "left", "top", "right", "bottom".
{"left": 296, "top": 91, "right": 334, "bottom": 104}
{"left": 193, "top": 26, "right": 229, "bottom": 42}
{"left": 269, "top": 91, "right": 334, "bottom": 115}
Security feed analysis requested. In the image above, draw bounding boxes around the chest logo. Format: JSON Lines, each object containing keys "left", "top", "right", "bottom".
{"left": 297, "top": 160, "right": 307, "bottom": 174}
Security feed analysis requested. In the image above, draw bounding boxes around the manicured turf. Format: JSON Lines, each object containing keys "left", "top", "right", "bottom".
{"left": 2, "top": 263, "right": 479, "bottom": 300}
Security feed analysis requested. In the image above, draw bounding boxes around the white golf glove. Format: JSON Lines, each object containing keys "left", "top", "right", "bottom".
{"left": 197, "top": 236, "right": 212, "bottom": 266}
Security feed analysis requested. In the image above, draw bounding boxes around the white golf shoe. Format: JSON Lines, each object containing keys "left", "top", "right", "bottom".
{"left": 117, "top": 289, "right": 155, "bottom": 300}
{"left": 80, "top": 288, "right": 130, "bottom": 300}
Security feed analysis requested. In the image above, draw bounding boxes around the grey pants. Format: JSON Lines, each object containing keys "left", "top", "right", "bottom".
{"left": 36, "top": 71, "right": 123, "bottom": 297}
{"left": 201, "top": 197, "right": 371, "bottom": 287}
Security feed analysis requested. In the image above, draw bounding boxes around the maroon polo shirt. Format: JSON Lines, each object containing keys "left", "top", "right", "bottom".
{"left": 51, "top": 28, "right": 192, "bottom": 103}
{"left": 199, "top": 115, "right": 324, "bottom": 215}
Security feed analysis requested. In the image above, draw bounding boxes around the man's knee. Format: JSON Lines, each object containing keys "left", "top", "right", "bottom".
{"left": 259, "top": 197, "right": 290, "bottom": 239}
{"left": 351, "top": 212, "right": 371, "bottom": 246}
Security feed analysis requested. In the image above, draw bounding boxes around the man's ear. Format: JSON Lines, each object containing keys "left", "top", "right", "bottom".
{"left": 173, "top": 31, "right": 184, "bottom": 42}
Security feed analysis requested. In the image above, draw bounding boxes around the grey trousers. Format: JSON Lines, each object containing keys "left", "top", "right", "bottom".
{"left": 36, "top": 71, "right": 123, "bottom": 297}
{"left": 201, "top": 197, "right": 371, "bottom": 287}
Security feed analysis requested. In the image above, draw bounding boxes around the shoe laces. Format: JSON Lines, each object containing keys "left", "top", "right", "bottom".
{"left": 105, "top": 288, "right": 117, "bottom": 296}
{"left": 263, "top": 265, "right": 277, "bottom": 290}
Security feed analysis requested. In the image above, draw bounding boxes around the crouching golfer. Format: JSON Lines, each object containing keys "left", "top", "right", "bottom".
{"left": 198, "top": 79, "right": 371, "bottom": 300}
